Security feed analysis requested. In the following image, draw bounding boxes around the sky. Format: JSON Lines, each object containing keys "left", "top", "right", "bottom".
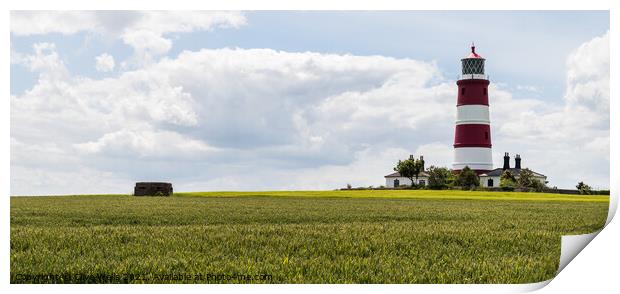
{"left": 10, "top": 11, "right": 610, "bottom": 195}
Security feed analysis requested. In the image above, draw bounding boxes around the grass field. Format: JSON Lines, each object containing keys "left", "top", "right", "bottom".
{"left": 10, "top": 190, "right": 609, "bottom": 284}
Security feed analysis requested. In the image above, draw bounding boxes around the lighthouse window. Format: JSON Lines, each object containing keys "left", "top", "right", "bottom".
{"left": 485, "top": 132, "right": 489, "bottom": 140}
{"left": 483, "top": 88, "right": 487, "bottom": 95}
{"left": 461, "top": 88, "right": 466, "bottom": 95}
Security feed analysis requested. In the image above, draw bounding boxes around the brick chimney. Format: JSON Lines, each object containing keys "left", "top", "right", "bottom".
{"left": 420, "top": 155, "right": 425, "bottom": 171}
{"left": 515, "top": 154, "right": 521, "bottom": 169}
{"left": 503, "top": 152, "right": 510, "bottom": 170}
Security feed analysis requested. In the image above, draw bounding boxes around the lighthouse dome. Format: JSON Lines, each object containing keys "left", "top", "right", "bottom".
{"left": 464, "top": 43, "right": 483, "bottom": 59}
{"left": 461, "top": 43, "right": 486, "bottom": 77}
{"left": 466, "top": 50, "right": 482, "bottom": 59}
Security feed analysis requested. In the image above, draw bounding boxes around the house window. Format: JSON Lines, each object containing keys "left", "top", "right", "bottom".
{"left": 419, "top": 180, "right": 426, "bottom": 186}
{"left": 488, "top": 178, "right": 494, "bottom": 187}
{"left": 394, "top": 179, "right": 400, "bottom": 187}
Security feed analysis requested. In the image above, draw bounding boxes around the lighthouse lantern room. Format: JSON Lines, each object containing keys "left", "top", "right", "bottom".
{"left": 453, "top": 44, "right": 493, "bottom": 174}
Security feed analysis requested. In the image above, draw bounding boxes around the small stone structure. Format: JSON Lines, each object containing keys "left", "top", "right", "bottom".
{"left": 134, "top": 182, "right": 173, "bottom": 196}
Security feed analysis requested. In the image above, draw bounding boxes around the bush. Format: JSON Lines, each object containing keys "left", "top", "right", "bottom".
{"left": 498, "top": 169, "right": 547, "bottom": 192}
{"left": 500, "top": 179, "right": 516, "bottom": 191}
{"left": 517, "top": 169, "right": 535, "bottom": 189}
{"left": 529, "top": 180, "right": 546, "bottom": 192}
{"left": 576, "top": 181, "right": 592, "bottom": 195}
{"left": 500, "top": 184, "right": 515, "bottom": 192}
{"left": 426, "top": 166, "right": 453, "bottom": 190}
{"left": 454, "top": 166, "right": 479, "bottom": 189}
{"left": 499, "top": 170, "right": 516, "bottom": 191}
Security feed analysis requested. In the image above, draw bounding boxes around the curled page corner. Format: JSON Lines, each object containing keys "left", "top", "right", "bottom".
{"left": 519, "top": 231, "right": 602, "bottom": 293}
{"left": 556, "top": 230, "right": 601, "bottom": 274}
{"left": 516, "top": 279, "right": 553, "bottom": 292}
{"left": 606, "top": 192, "right": 617, "bottom": 225}
{"left": 512, "top": 194, "right": 613, "bottom": 292}
{"left": 549, "top": 190, "right": 615, "bottom": 284}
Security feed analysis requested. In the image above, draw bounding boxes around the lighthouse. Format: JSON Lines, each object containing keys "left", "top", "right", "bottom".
{"left": 453, "top": 44, "right": 493, "bottom": 173}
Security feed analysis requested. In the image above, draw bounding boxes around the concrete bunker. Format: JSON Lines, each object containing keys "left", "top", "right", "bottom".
{"left": 134, "top": 182, "right": 173, "bottom": 196}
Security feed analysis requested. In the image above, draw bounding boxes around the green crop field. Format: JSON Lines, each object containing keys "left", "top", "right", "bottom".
{"left": 10, "top": 190, "right": 609, "bottom": 284}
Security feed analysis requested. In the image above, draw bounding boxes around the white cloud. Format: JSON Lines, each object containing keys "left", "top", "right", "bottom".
{"left": 565, "top": 31, "right": 610, "bottom": 114}
{"left": 490, "top": 31, "right": 609, "bottom": 188}
{"left": 124, "top": 11, "right": 246, "bottom": 35}
{"left": 11, "top": 165, "right": 133, "bottom": 196}
{"left": 413, "top": 142, "right": 454, "bottom": 169}
{"left": 178, "top": 147, "right": 413, "bottom": 191}
{"left": 121, "top": 29, "right": 173, "bottom": 66}
{"left": 10, "top": 31, "right": 609, "bottom": 195}
{"left": 95, "top": 53, "right": 115, "bottom": 72}
{"left": 74, "top": 128, "right": 217, "bottom": 159}
{"left": 11, "top": 11, "right": 247, "bottom": 65}
{"left": 12, "top": 42, "right": 69, "bottom": 80}
{"left": 516, "top": 85, "right": 540, "bottom": 93}
{"left": 494, "top": 32, "right": 609, "bottom": 144}
{"left": 11, "top": 11, "right": 246, "bottom": 36}
{"left": 11, "top": 44, "right": 450, "bottom": 194}
{"left": 10, "top": 11, "right": 101, "bottom": 36}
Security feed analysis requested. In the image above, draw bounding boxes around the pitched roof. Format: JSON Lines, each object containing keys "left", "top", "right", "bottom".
{"left": 465, "top": 44, "right": 483, "bottom": 59}
{"left": 480, "top": 168, "right": 546, "bottom": 178}
{"left": 385, "top": 171, "right": 430, "bottom": 178}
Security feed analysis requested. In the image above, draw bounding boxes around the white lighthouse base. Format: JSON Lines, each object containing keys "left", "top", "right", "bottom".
{"left": 453, "top": 147, "right": 493, "bottom": 171}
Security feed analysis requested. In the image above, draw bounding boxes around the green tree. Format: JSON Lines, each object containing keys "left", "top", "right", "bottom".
{"left": 500, "top": 170, "right": 517, "bottom": 191}
{"left": 516, "top": 168, "right": 535, "bottom": 189}
{"left": 518, "top": 169, "right": 547, "bottom": 191}
{"left": 529, "top": 179, "right": 546, "bottom": 192}
{"left": 576, "top": 181, "right": 592, "bottom": 195}
{"left": 426, "top": 166, "right": 452, "bottom": 190}
{"left": 394, "top": 157, "right": 424, "bottom": 188}
{"left": 455, "top": 166, "right": 479, "bottom": 189}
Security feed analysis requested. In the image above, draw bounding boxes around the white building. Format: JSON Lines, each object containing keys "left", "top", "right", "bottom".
{"left": 384, "top": 155, "right": 429, "bottom": 188}
{"left": 385, "top": 171, "right": 429, "bottom": 188}
{"left": 479, "top": 154, "right": 547, "bottom": 188}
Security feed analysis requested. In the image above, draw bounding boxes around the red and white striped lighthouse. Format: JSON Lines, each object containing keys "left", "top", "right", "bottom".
{"left": 453, "top": 44, "right": 493, "bottom": 173}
